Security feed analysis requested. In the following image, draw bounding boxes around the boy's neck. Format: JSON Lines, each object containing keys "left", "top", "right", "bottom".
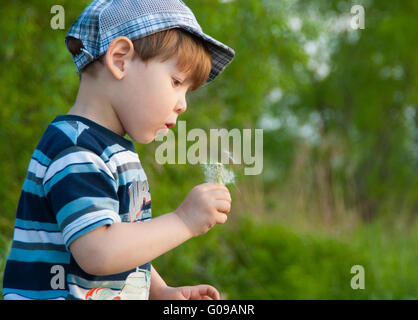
{"left": 67, "top": 76, "right": 126, "bottom": 137}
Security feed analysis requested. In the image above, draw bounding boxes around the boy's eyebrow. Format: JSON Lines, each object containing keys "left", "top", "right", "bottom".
{"left": 173, "top": 70, "right": 193, "bottom": 90}
{"left": 173, "top": 69, "right": 188, "bottom": 80}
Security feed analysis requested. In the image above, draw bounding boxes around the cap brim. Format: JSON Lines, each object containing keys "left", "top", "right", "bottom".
{"left": 179, "top": 26, "right": 235, "bottom": 84}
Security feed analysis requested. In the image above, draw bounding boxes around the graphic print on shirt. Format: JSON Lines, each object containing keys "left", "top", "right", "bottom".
{"left": 85, "top": 177, "right": 152, "bottom": 300}
{"left": 128, "top": 178, "right": 151, "bottom": 222}
{"left": 84, "top": 269, "right": 151, "bottom": 300}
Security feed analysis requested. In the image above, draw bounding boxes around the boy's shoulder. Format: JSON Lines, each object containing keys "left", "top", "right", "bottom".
{"left": 35, "top": 114, "right": 136, "bottom": 167}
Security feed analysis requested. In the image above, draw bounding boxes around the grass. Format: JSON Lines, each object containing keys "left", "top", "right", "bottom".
{"left": 152, "top": 212, "right": 417, "bottom": 299}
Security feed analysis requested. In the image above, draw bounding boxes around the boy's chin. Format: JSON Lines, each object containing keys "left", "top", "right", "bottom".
{"left": 138, "top": 135, "right": 155, "bottom": 144}
{"left": 128, "top": 132, "right": 155, "bottom": 145}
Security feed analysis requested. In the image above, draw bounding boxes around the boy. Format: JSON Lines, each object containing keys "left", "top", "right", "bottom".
{"left": 2, "top": 0, "right": 234, "bottom": 300}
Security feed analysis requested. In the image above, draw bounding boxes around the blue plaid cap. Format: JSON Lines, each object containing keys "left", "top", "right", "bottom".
{"left": 65, "top": 0, "right": 235, "bottom": 84}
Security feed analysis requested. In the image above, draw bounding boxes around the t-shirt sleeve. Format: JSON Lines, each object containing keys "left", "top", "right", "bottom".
{"left": 43, "top": 146, "right": 121, "bottom": 250}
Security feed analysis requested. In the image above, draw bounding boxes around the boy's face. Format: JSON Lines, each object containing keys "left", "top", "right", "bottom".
{"left": 113, "top": 54, "right": 191, "bottom": 144}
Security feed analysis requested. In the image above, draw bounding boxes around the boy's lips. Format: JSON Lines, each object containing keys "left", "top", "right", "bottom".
{"left": 156, "top": 123, "right": 175, "bottom": 137}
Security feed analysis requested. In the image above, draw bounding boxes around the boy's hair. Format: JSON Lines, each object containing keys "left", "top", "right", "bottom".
{"left": 67, "top": 28, "right": 212, "bottom": 91}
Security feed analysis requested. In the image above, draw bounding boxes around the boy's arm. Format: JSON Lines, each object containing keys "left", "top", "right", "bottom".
{"left": 69, "top": 183, "right": 231, "bottom": 276}
{"left": 69, "top": 211, "right": 192, "bottom": 275}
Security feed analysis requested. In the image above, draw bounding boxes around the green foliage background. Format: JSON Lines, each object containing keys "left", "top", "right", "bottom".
{"left": 0, "top": 0, "right": 416, "bottom": 299}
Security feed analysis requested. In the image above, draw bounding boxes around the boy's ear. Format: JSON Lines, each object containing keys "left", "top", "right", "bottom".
{"left": 105, "top": 36, "right": 135, "bottom": 80}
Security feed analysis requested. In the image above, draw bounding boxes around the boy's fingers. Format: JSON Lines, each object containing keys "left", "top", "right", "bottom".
{"left": 216, "top": 212, "right": 228, "bottom": 224}
{"left": 179, "top": 287, "right": 191, "bottom": 300}
{"left": 215, "top": 200, "right": 231, "bottom": 214}
{"left": 197, "top": 285, "right": 220, "bottom": 300}
{"left": 212, "top": 189, "right": 232, "bottom": 202}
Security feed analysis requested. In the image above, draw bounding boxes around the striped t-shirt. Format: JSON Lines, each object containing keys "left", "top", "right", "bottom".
{"left": 2, "top": 115, "right": 152, "bottom": 300}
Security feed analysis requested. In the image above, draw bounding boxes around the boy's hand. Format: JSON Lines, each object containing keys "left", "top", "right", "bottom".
{"left": 153, "top": 284, "right": 221, "bottom": 300}
{"left": 175, "top": 183, "right": 231, "bottom": 237}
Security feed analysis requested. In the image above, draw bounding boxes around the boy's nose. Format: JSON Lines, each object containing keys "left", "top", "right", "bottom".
{"left": 175, "top": 104, "right": 186, "bottom": 114}
{"left": 175, "top": 100, "right": 187, "bottom": 114}
{"left": 175, "top": 92, "right": 187, "bottom": 114}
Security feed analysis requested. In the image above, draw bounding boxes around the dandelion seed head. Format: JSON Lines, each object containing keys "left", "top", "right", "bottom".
{"left": 202, "top": 162, "right": 235, "bottom": 185}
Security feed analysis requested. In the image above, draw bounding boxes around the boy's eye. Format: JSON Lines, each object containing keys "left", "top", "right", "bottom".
{"left": 172, "top": 78, "right": 182, "bottom": 86}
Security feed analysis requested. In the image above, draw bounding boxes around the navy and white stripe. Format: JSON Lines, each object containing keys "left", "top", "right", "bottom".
{"left": 3, "top": 115, "right": 152, "bottom": 300}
